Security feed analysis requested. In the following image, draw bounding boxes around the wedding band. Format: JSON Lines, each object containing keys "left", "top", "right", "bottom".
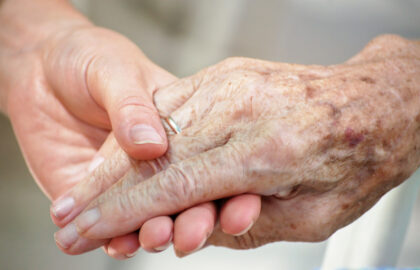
{"left": 162, "top": 116, "right": 182, "bottom": 135}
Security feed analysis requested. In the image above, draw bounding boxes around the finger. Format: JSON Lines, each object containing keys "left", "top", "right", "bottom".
{"left": 173, "top": 202, "right": 217, "bottom": 255}
{"left": 66, "top": 142, "right": 252, "bottom": 240}
{"left": 87, "top": 48, "right": 176, "bottom": 160}
{"left": 219, "top": 194, "right": 261, "bottom": 236}
{"left": 52, "top": 132, "right": 222, "bottom": 254}
{"left": 87, "top": 133, "right": 119, "bottom": 173}
{"left": 153, "top": 72, "right": 201, "bottom": 116}
{"left": 49, "top": 74, "right": 198, "bottom": 226}
{"left": 104, "top": 232, "right": 140, "bottom": 260}
{"left": 50, "top": 146, "right": 131, "bottom": 227}
{"left": 54, "top": 223, "right": 108, "bottom": 255}
{"left": 52, "top": 134, "right": 134, "bottom": 255}
{"left": 139, "top": 216, "right": 173, "bottom": 252}
{"left": 50, "top": 116, "right": 229, "bottom": 231}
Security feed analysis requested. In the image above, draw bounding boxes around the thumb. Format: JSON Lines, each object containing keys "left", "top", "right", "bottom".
{"left": 88, "top": 55, "right": 177, "bottom": 160}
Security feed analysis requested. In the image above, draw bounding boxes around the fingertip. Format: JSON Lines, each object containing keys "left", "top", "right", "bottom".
{"left": 106, "top": 233, "right": 140, "bottom": 260}
{"left": 173, "top": 203, "right": 216, "bottom": 254}
{"left": 220, "top": 194, "right": 261, "bottom": 236}
{"left": 139, "top": 216, "right": 173, "bottom": 252}
{"left": 54, "top": 228, "right": 109, "bottom": 255}
{"left": 113, "top": 108, "right": 168, "bottom": 160}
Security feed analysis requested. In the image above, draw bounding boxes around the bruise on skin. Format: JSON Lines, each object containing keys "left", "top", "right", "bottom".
{"left": 290, "top": 223, "right": 297, "bottom": 230}
{"left": 360, "top": 76, "right": 376, "bottom": 84}
{"left": 344, "top": 127, "right": 364, "bottom": 147}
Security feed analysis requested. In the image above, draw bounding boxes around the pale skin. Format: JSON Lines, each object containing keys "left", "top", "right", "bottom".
{"left": 0, "top": 0, "right": 259, "bottom": 259}
{"left": 1, "top": 0, "right": 419, "bottom": 260}
{"left": 51, "top": 35, "right": 420, "bottom": 256}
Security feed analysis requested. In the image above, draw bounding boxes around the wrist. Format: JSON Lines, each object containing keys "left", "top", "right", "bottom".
{"left": 0, "top": 0, "right": 92, "bottom": 52}
{"left": 0, "top": 0, "right": 92, "bottom": 114}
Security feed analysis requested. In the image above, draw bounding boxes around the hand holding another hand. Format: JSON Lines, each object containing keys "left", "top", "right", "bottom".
{"left": 53, "top": 35, "right": 420, "bottom": 256}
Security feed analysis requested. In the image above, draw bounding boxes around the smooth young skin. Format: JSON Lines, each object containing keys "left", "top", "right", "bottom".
{"left": 54, "top": 35, "right": 420, "bottom": 255}
{"left": 0, "top": 0, "right": 176, "bottom": 259}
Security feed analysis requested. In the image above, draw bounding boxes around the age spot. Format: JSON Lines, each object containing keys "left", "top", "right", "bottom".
{"left": 305, "top": 86, "right": 317, "bottom": 99}
{"left": 299, "top": 74, "right": 321, "bottom": 81}
{"left": 360, "top": 76, "right": 375, "bottom": 84}
{"left": 341, "top": 203, "right": 350, "bottom": 210}
{"left": 344, "top": 127, "right": 364, "bottom": 147}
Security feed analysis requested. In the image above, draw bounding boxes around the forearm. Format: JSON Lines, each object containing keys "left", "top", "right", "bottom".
{"left": 0, "top": 0, "right": 91, "bottom": 49}
{"left": 0, "top": 0, "right": 92, "bottom": 113}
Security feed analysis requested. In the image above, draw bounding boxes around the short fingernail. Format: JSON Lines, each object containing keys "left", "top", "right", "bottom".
{"left": 88, "top": 155, "right": 105, "bottom": 173}
{"left": 130, "top": 124, "right": 163, "bottom": 145}
{"left": 232, "top": 221, "right": 254, "bottom": 236}
{"left": 51, "top": 197, "right": 75, "bottom": 219}
{"left": 126, "top": 251, "right": 138, "bottom": 258}
{"left": 108, "top": 246, "right": 138, "bottom": 260}
{"left": 176, "top": 236, "right": 207, "bottom": 257}
{"left": 154, "top": 234, "right": 173, "bottom": 252}
{"left": 75, "top": 208, "right": 100, "bottom": 233}
{"left": 190, "top": 235, "right": 207, "bottom": 253}
{"left": 54, "top": 223, "right": 79, "bottom": 249}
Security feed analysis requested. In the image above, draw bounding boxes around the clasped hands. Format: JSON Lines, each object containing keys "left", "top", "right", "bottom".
{"left": 47, "top": 35, "right": 420, "bottom": 258}
{"left": 2, "top": 14, "right": 418, "bottom": 259}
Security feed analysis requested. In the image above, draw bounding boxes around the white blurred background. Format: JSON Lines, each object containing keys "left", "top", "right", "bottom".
{"left": 1, "top": 0, "right": 420, "bottom": 269}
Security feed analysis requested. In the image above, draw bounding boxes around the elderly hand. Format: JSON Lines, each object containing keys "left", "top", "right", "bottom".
{"left": 0, "top": 0, "right": 175, "bottom": 259}
{"left": 54, "top": 35, "right": 420, "bottom": 255}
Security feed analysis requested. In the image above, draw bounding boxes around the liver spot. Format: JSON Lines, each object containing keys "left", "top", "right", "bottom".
{"left": 360, "top": 76, "right": 375, "bottom": 84}
{"left": 305, "top": 86, "right": 317, "bottom": 99}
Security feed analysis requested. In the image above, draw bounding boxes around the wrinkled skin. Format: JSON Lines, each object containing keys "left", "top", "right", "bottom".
{"left": 55, "top": 35, "right": 420, "bottom": 254}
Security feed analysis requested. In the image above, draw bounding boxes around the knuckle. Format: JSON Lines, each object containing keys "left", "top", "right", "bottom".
{"left": 114, "top": 189, "right": 141, "bottom": 221}
{"left": 213, "top": 57, "right": 248, "bottom": 73}
{"left": 370, "top": 34, "right": 408, "bottom": 47}
{"left": 87, "top": 150, "right": 127, "bottom": 194}
{"left": 159, "top": 164, "right": 196, "bottom": 208}
{"left": 222, "top": 57, "right": 245, "bottom": 66}
{"left": 233, "top": 230, "right": 266, "bottom": 249}
{"left": 304, "top": 227, "right": 334, "bottom": 242}
{"left": 115, "top": 95, "right": 156, "bottom": 114}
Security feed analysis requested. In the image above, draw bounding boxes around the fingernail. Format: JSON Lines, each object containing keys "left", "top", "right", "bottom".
{"left": 190, "top": 235, "right": 207, "bottom": 254}
{"left": 75, "top": 208, "right": 100, "bottom": 233}
{"left": 126, "top": 251, "right": 138, "bottom": 258}
{"left": 232, "top": 220, "right": 254, "bottom": 236}
{"left": 107, "top": 246, "right": 138, "bottom": 260}
{"left": 88, "top": 155, "right": 105, "bottom": 173}
{"left": 130, "top": 124, "right": 163, "bottom": 145}
{"left": 54, "top": 223, "right": 79, "bottom": 249}
{"left": 51, "top": 197, "right": 75, "bottom": 219}
{"left": 154, "top": 234, "right": 173, "bottom": 252}
{"left": 174, "top": 234, "right": 207, "bottom": 257}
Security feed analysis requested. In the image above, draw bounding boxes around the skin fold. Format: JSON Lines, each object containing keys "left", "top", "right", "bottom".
{"left": 53, "top": 35, "right": 420, "bottom": 254}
